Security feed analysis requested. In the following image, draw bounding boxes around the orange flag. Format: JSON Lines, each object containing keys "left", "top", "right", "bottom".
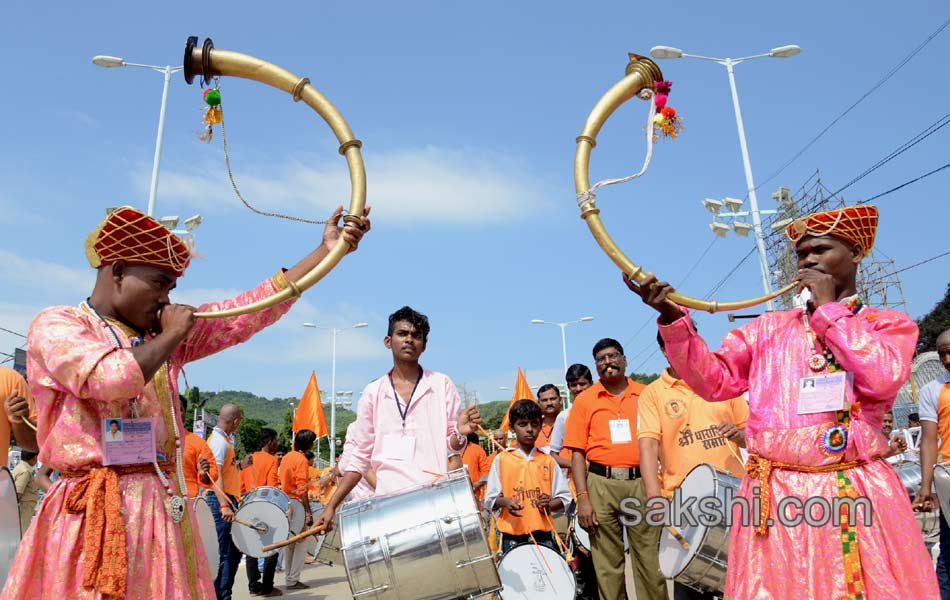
{"left": 293, "top": 371, "right": 329, "bottom": 437}
{"left": 499, "top": 368, "right": 536, "bottom": 433}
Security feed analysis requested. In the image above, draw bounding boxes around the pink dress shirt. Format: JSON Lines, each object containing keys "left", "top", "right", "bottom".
{"left": 343, "top": 367, "right": 461, "bottom": 497}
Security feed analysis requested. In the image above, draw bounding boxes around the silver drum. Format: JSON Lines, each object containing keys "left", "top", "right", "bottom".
{"left": 658, "top": 463, "right": 738, "bottom": 594}
{"left": 892, "top": 460, "right": 940, "bottom": 539}
{"left": 0, "top": 467, "right": 20, "bottom": 586}
{"left": 339, "top": 470, "right": 501, "bottom": 600}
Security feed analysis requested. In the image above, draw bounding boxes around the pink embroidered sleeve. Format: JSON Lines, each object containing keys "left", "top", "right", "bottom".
{"left": 810, "top": 303, "right": 917, "bottom": 401}
{"left": 172, "top": 277, "right": 297, "bottom": 365}
{"left": 658, "top": 309, "right": 754, "bottom": 402}
{"left": 28, "top": 307, "right": 145, "bottom": 402}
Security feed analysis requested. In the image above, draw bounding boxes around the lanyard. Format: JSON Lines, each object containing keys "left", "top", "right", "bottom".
{"left": 389, "top": 367, "right": 423, "bottom": 428}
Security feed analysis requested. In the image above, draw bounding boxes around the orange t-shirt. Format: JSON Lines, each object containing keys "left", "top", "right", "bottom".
{"left": 240, "top": 467, "right": 255, "bottom": 495}
{"left": 495, "top": 450, "right": 556, "bottom": 536}
{"left": 182, "top": 432, "right": 219, "bottom": 498}
{"left": 0, "top": 367, "right": 35, "bottom": 460}
{"left": 936, "top": 384, "right": 950, "bottom": 461}
{"left": 637, "top": 369, "right": 748, "bottom": 496}
{"left": 462, "top": 443, "right": 490, "bottom": 484}
{"left": 250, "top": 451, "right": 279, "bottom": 488}
{"left": 562, "top": 378, "right": 645, "bottom": 468}
{"left": 280, "top": 450, "right": 310, "bottom": 500}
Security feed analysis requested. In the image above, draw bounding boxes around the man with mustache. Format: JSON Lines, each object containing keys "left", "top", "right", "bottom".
{"left": 563, "top": 339, "right": 667, "bottom": 600}
{"left": 1, "top": 204, "right": 369, "bottom": 600}
{"left": 629, "top": 205, "right": 937, "bottom": 599}
{"left": 317, "top": 306, "right": 481, "bottom": 531}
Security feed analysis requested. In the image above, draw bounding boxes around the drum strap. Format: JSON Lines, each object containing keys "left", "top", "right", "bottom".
{"left": 60, "top": 463, "right": 168, "bottom": 598}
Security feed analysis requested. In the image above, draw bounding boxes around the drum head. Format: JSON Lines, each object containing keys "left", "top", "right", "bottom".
{"left": 194, "top": 496, "right": 219, "bottom": 575}
{"left": 497, "top": 543, "right": 575, "bottom": 600}
{"left": 0, "top": 467, "right": 20, "bottom": 586}
{"left": 231, "top": 500, "right": 290, "bottom": 558}
{"left": 658, "top": 464, "right": 715, "bottom": 579}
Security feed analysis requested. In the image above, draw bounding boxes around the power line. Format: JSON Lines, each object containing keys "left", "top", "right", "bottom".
{"left": 755, "top": 16, "right": 950, "bottom": 191}
{"left": 622, "top": 238, "right": 719, "bottom": 351}
{"left": 857, "top": 161, "right": 950, "bottom": 205}
{"left": 0, "top": 326, "right": 26, "bottom": 338}
{"left": 828, "top": 111, "right": 950, "bottom": 199}
{"left": 890, "top": 249, "right": 950, "bottom": 276}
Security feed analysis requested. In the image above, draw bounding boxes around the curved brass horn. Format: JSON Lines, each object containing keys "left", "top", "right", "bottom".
{"left": 183, "top": 37, "right": 366, "bottom": 319}
{"left": 573, "top": 54, "right": 794, "bottom": 314}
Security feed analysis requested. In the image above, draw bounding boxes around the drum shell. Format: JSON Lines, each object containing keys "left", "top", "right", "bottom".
{"left": 893, "top": 460, "right": 940, "bottom": 539}
{"left": 496, "top": 543, "right": 575, "bottom": 600}
{"left": 339, "top": 473, "right": 501, "bottom": 600}
{"left": 0, "top": 467, "right": 20, "bottom": 586}
{"left": 289, "top": 498, "right": 324, "bottom": 534}
{"left": 658, "top": 464, "right": 738, "bottom": 594}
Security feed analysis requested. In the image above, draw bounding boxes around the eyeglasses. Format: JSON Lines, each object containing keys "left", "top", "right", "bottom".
{"left": 595, "top": 351, "right": 623, "bottom": 365}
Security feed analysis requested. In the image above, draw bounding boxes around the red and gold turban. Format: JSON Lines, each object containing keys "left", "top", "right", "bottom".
{"left": 85, "top": 206, "right": 192, "bottom": 276}
{"left": 785, "top": 204, "right": 878, "bottom": 256}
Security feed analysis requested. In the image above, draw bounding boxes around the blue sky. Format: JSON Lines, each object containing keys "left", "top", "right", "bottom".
{"left": 2, "top": 1, "right": 948, "bottom": 405}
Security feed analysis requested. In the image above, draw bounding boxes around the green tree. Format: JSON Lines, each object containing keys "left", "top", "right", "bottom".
{"left": 236, "top": 416, "right": 266, "bottom": 458}
{"left": 917, "top": 283, "right": 950, "bottom": 353}
{"left": 629, "top": 371, "right": 660, "bottom": 385}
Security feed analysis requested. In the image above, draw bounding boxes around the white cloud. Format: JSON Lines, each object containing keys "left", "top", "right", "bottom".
{"left": 153, "top": 145, "right": 549, "bottom": 225}
{"left": 0, "top": 250, "right": 92, "bottom": 300}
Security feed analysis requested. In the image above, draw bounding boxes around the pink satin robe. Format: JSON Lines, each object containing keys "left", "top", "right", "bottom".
{"left": 1, "top": 278, "right": 294, "bottom": 600}
{"left": 659, "top": 301, "right": 938, "bottom": 599}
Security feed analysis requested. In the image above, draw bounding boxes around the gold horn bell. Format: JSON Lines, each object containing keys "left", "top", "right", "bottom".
{"left": 183, "top": 37, "right": 366, "bottom": 319}
{"left": 573, "top": 53, "right": 794, "bottom": 313}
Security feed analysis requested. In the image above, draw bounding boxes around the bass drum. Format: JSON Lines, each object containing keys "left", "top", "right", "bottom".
{"left": 231, "top": 486, "right": 290, "bottom": 558}
{"left": 316, "top": 511, "right": 342, "bottom": 566}
{"left": 496, "top": 543, "right": 575, "bottom": 600}
{"left": 194, "top": 495, "right": 220, "bottom": 576}
{"left": 0, "top": 467, "right": 20, "bottom": 587}
{"left": 658, "top": 464, "right": 739, "bottom": 594}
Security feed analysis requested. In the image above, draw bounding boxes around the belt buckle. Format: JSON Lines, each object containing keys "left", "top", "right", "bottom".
{"left": 609, "top": 467, "right": 628, "bottom": 480}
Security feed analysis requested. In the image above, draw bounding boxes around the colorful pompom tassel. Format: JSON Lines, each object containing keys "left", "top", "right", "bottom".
{"left": 199, "top": 88, "right": 223, "bottom": 143}
{"left": 651, "top": 81, "right": 683, "bottom": 141}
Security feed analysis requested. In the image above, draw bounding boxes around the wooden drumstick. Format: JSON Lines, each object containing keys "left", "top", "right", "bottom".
{"left": 261, "top": 523, "right": 327, "bottom": 553}
{"left": 667, "top": 525, "right": 689, "bottom": 550}
{"left": 234, "top": 518, "right": 268, "bottom": 533}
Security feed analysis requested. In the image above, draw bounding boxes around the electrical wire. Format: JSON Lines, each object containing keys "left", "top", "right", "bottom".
{"left": 754, "top": 16, "right": 950, "bottom": 191}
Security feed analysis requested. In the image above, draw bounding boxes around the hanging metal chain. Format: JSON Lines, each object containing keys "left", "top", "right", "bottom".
{"left": 219, "top": 103, "right": 327, "bottom": 225}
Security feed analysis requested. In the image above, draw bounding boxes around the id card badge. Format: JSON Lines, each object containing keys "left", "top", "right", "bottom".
{"left": 381, "top": 433, "right": 416, "bottom": 461}
{"left": 608, "top": 419, "right": 633, "bottom": 444}
{"left": 797, "top": 372, "right": 853, "bottom": 415}
{"left": 102, "top": 417, "right": 157, "bottom": 466}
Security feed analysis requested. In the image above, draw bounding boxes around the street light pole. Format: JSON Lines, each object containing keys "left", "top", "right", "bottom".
{"left": 92, "top": 56, "right": 183, "bottom": 216}
{"left": 530, "top": 316, "right": 594, "bottom": 408}
{"left": 724, "top": 59, "right": 775, "bottom": 311}
{"left": 303, "top": 321, "right": 368, "bottom": 464}
{"left": 650, "top": 44, "right": 800, "bottom": 312}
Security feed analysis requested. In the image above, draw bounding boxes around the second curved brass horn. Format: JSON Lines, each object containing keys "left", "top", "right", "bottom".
{"left": 573, "top": 53, "right": 794, "bottom": 313}
{"left": 183, "top": 37, "right": 366, "bottom": 319}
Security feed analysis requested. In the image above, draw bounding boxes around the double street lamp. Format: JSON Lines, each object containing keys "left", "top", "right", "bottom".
{"left": 302, "top": 322, "right": 368, "bottom": 463}
{"left": 530, "top": 316, "right": 594, "bottom": 408}
{"left": 92, "top": 54, "right": 183, "bottom": 218}
{"left": 650, "top": 44, "right": 801, "bottom": 311}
